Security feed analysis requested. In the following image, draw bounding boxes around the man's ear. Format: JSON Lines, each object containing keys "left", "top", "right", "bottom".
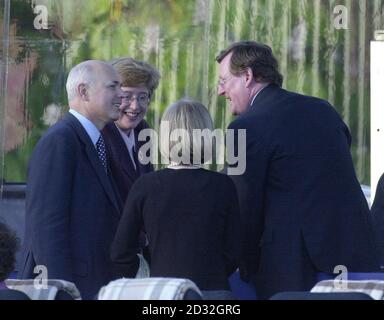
{"left": 244, "top": 67, "right": 254, "bottom": 88}
{"left": 78, "top": 83, "right": 89, "bottom": 101}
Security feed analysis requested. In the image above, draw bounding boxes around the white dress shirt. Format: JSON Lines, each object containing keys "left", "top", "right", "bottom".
{"left": 69, "top": 109, "right": 101, "bottom": 148}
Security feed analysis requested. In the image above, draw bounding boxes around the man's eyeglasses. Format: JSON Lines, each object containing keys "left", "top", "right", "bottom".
{"left": 122, "top": 93, "right": 150, "bottom": 107}
{"left": 217, "top": 74, "right": 234, "bottom": 87}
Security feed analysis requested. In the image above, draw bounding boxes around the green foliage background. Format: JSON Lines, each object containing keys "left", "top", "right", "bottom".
{"left": 1, "top": 0, "right": 383, "bottom": 184}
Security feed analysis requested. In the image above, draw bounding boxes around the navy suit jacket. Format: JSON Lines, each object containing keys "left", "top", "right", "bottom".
{"left": 102, "top": 121, "right": 154, "bottom": 204}
{"left": 229, "top": 84, "right": 380, "bottom": 299}
{"left": 19, "top": 113, "right": 122, "bottom": 299}
{"left": 371, "top": 173, "right": 384, "bottom": 267}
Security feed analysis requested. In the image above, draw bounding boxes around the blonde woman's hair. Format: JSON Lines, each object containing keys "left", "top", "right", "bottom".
{"left": 160, "top": 99, "right": 215, "bottom": 165}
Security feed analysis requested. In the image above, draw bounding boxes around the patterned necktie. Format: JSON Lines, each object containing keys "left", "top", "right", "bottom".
{"left": 96, "top": 135, "right": 108, "bottom": 173}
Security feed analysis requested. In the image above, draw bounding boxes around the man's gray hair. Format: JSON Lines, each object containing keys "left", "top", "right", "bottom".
{"left": 66, "top": 60, "right": 109, "bottom": 102}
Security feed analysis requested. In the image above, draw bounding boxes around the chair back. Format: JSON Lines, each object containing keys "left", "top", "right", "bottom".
{"left": 98, "top": 278, "right": 202, "bottom": 300}
{"left": 311, "top": 279, "right": 384, "bottom": 300}
{"left": 5, "top": 279, "right": 81, "bottom": 300}
{"left": 270, "top": 291, "right": 373, "bottom": 300}
{"left": 0, "top": 289, "right": 31, "bottom": 300}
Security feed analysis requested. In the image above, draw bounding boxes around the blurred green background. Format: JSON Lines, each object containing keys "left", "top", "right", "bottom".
{"left": 0, "top": 0, "right": 383, "bottom": 185}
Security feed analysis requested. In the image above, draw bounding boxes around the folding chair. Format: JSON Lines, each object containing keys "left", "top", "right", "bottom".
{"left": 311, "top": 279, "right": 384, "bottom": 300}
{"left": 98, "top": 277, "right": 203, "bottom": 300}
{"left": 270, "top": 291, "right": 373, "bottom": 300}
{"left": 5, "top": 279, "right": 81, "bottom": 300}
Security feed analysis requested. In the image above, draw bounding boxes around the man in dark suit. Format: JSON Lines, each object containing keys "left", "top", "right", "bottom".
{"left": 19, "top": 60, "right": 123, "bottom": 299}
{"left": 216, "top": 41, "right": 380, "bottom": 299}
{"left": 102, "top": 57, "right": 160, "bottom": 204}
{"left": 371, "top": 174, "right": 384, "bottom": 268}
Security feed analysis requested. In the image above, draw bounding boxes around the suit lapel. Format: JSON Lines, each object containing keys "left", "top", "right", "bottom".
{"left": 108, "top": 123, "right": 138, "bottom": 182}
{"left": 84, "top": 140, "right": 121, "bottom": 215}
{"left": 64, "top": 113, "right": 121, "bottom": 215}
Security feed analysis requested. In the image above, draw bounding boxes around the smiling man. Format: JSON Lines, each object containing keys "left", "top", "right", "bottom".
{"left": 102, "top": 57, "right": 160, "bottom": 204}
{"left": 19, "top": 60, "right": 124, "bottom": 299}
{"left": 216, "top": 41, "right": 380, "bottom": 299}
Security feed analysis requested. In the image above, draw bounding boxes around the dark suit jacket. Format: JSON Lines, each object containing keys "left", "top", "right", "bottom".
{"left": 102, "top": 121, "right": 154, "bottom": 204}
{"left": 229, "top": 84, "right": 380, "bottom": 299}
{"left": 19, "top": 113, "right": 122, "bottom": 299}
{"left": 371, "top": 173, "right": 384, "bottom": 268}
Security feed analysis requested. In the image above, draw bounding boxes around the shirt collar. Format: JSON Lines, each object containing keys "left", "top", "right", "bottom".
{"left": 69, "top": 109, "right": 101, "bottom": 146}
{"left": 250, "top": 84, "right": 270, "bottom": 107}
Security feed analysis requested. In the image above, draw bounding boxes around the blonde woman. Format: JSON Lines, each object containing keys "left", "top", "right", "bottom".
{"left": 111, "top": 99, "right": 240, "bottom": 300}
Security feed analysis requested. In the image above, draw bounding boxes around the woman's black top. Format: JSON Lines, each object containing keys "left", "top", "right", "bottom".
{"left": 111, "top": 168, "right": 241, "bottom": 290}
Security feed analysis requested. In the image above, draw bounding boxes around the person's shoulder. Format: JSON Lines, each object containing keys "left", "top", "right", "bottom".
{"left": 228, "top": 114, "right": 251, "bottom": 130}
{"left": 132, "top": 169, "right": 163, "bottom": 186}
{"left": 377, "top": 173, "right": 384, "bottom": 189}
{"left": 128, "top": 169, "right": 166, "bottom": 197}
{"left": 276, "top": 89, "right": 343, "bottom": 125}
{"left": 201, "top": 169, "right": 236, "bottom": 188}
{"left": 35, "top": 116, "right": 78, "bottom": 150}
{"left": 285, "top": 89, "right": 334, "bottom": 109}
{"left": 205, "top": 171, "right": 238, "bottom": 203}
{"left": 200, "top": 168, "right": 226, "bottom": 177}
